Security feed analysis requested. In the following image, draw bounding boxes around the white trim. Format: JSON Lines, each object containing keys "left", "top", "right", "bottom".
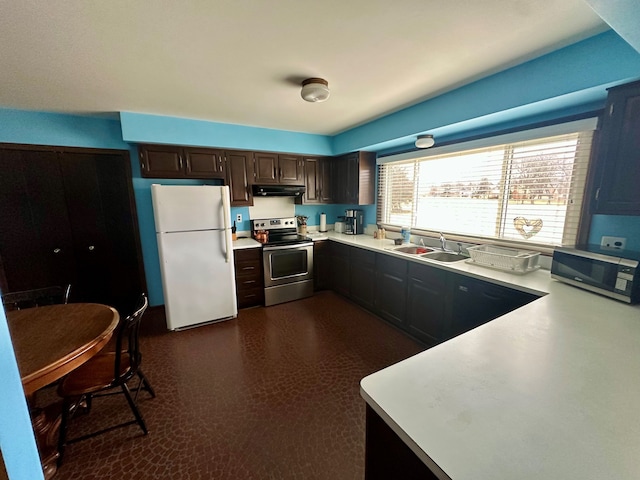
{"left": 377, "top": 117, "right": 598, "bottom": 165}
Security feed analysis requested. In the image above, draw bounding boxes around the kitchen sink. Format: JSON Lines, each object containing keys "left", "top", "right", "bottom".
{"left": 393, "top": 246, "right": 434, "bottom": 255}
{"left": 421, "top": 251, "right": 466, "bottom": 262}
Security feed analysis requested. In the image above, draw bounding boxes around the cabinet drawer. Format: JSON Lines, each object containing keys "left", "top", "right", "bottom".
{"left": 234, "top": 248, "right": 262, "bottom": 262}
{"left": 376, "top": 253, "right": 407, "bottom": 277}
{"left": 236, "top": 276, "right": 262, "bottom": 290}
{"left": 236, "top": 286, "right": 264, "bottom": 308}
{"left": 235, "top": 261, "right": 262, "bottom": 278}
{"left": 351, "top": 246, "right": 375, "bottom": 265}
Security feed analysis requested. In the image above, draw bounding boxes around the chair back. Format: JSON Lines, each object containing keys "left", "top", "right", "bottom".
{"left": 1, "top": 284, "right": 72, "bottom": 311}
{"left": 113, "top": 293, "right": 149, "bottom": 384}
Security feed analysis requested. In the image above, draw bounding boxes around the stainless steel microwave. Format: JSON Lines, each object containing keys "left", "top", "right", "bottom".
{"left": 551, "top": 247, "right": 640, "bottom": 304}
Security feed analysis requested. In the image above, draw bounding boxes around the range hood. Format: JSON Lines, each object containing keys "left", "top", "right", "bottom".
{"left": 252, "top": 185, "right": 306, "bottom": 197}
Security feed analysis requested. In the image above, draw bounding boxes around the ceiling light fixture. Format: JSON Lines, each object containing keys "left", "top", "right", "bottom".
{"left": 415, "top": 134, "right": 435, "bottom": 149}
{"left": 301, "top": 78, "right": 330, "bottom": 103}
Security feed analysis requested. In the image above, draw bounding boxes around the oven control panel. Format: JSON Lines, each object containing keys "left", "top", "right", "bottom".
{"left": 252, "top": 217, "right": 297, "bottom": 230}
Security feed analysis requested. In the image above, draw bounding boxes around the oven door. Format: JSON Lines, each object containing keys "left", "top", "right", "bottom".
{"left": 263, "top": 243, "right": 313, "bottom": 288}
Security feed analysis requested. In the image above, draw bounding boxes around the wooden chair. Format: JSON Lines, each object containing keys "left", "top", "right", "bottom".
{"left": 57, "top": 293, "right": 155, "bottom": 461}
{"left": 1, "top": 284, "right": 72, "bottom": 311}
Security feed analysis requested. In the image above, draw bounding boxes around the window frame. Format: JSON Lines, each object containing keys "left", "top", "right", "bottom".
{"left": 376, "top": 117, "right": 600, "bottom": 253}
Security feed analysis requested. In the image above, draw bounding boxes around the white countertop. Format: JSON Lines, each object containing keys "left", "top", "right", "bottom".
{"left": 232, "top": 237, "right": 262, "bottom": 250}
{"left": 334, "top": 231, "right": 640, "bottom": 479}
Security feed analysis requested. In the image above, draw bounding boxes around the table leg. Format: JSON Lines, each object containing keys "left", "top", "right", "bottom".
{"left": 30, "top": 401, "right": 62, "bottom": 480}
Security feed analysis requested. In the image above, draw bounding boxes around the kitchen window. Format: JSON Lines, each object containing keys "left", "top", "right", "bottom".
{"left": 377, "top": 118, "right": 597, "bottom": 249}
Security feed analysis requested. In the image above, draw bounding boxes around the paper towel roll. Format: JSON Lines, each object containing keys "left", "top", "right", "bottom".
{"left": 319, "top": 213, "right": 327, "bottom": 232}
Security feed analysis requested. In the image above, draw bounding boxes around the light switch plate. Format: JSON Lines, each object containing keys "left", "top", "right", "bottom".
{"left": 236, "top": 214, "right": 242, "bottom": 223}
{"left": 601, "top": 236, "right": 626, "bottom": 250}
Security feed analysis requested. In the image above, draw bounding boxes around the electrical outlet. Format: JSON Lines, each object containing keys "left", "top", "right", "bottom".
{"left": 601, "top": 236, "right": 626, "bottom": 250}
{"left": 236, "top": 214, "right": 242, "bottom": 223}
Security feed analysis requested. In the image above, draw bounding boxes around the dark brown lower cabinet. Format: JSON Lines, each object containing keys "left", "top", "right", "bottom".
{"left": 313, "top": 240, "right": 331, "bottom": 291}
{"left": 331, "top": 243, "right": 351, "bottom": 297}
{"left": 365, "top": 405, "right": 439, "bottom": 480}
{"left": 326, "top": 242, "right": 541, "bottom": 346}
{"left": 374, "top": 254, "right": 408, "bottom": 327}
{"left": 350, "top": 248, "right": 376, "bottom": 310}
{"left": 451, "top": 275, "right": 538, "bottom": 337}
{"left": 406, "top": 263, "right": 452, "bottom": 346}
{"left": 0, "top": 145, "right": 146, "bottom": 314}
{"left": 234, "top": 247, "right": 264, "bottom": 308}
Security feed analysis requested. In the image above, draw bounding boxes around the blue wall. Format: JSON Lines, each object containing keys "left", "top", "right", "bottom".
{"left": 0, "top": 307, "right": 44, "bottom": 480}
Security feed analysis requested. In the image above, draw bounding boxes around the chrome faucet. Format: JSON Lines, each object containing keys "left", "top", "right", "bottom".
{"left": 439, "top": 232, "right": 446, "bottom": 251}
{"left": 420, "top": 238, "right": 426, "bottom": 247}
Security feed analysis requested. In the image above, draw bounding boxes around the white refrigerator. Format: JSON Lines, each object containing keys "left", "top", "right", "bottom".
{"left": 151, "top": 185, "right": 237, "bottom": 330}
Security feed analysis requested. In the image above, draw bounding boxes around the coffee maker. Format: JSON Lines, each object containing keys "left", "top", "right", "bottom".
{"left": 344, "top": 209, "right": 364, "bottom": 235}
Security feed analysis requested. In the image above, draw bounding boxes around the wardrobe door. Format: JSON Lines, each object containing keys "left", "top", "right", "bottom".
{"left": 59, "top": 152, "right": 144, "bottom": 313}
{"left": 0, "top": 149, "right": 76, "bottom": 292}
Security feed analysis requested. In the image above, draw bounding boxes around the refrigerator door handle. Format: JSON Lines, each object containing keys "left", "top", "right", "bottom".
{"left": 221, "top": 187, "right": 232, "bottom": 263}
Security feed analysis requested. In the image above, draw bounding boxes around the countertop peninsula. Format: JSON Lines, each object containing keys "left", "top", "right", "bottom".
{"left": 321, "top": 232, "right": 640, "bottom": 480}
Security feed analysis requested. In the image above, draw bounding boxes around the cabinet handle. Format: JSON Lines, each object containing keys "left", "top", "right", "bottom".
{"left": 609, "top": 104, "right": 614, "bottom": 116}
{"left": 53, "top": 248, "right": 62, "bottom": 254}
{"left": 241, "top": 266, "right": 255, "bottom": 271}
{"left": 244, "top": 294, "right": 257, "bottom": 298}
{"left": 140, "top": 162, "right": 145, "bottom": 171}
{"left": 88, "top": 245, "right": 95, "bottom": 251}
{"left": 243, "top": 280, "right": 256, "bottom": 285}
{"left": 595, "top": 187, "right": 600, "bottom": 201}
{"left": 458, "top": 285, "right": 468, "bottom": 292}
{"left": 179, "top": 156, "right": 184, "bottom": 170}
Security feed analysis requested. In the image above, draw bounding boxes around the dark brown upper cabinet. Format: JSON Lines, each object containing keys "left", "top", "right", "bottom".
{"left": 226, "top": 150, "right": 254, "bottom": 206}
{"left": 139, "top": 145, "right": 225, "bottom": 179}
{"left": 593, "top": 80, "right": 640, "bottom": 215}
{"left": 301, "top": 156, "right": 332, "bottom": 204}
{"left": 332, "top": 151, "right": 376, "bottom": 204}
{"left": 254, "top": 153, "right": 303, "bottom": 185}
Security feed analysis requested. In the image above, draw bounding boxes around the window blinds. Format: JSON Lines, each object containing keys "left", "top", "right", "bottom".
{"left": 377, "top": 122, "right": 596, "bottom": 248}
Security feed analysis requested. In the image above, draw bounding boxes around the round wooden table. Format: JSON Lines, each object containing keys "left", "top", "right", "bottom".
{"left": 6, "top": 303, "right": 119, "bottom": 479}
{"left": 7, "top": 303, "right": 119, "bottom": 396}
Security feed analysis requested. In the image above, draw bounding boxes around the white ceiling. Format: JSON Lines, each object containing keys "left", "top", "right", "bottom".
{"left": 0, "top": 1, "right": 607, "bottom": 136}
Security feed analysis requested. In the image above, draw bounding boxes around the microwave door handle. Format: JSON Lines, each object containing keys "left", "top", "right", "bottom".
{"left": 221, "top": 187, "right": 232, "bottom": 263}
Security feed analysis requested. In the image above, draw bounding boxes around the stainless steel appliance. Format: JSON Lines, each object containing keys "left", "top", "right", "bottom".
{"left": 252, "top": 217, "right": 314, "bottom": 306}
{"left": 344, "top": 209, "right": 364, "bottom": 235}
{"left": 551, "top": 246, "right": 640, "bottom": 303}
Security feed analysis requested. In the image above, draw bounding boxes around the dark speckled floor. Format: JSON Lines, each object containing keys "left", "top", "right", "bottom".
{"left": 49, "top": 291, "right": 424, "bottom": 480}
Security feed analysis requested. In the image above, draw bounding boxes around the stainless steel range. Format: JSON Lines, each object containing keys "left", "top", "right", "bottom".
{"left": 252, "top": 217, "right": 314, "bottom": 306}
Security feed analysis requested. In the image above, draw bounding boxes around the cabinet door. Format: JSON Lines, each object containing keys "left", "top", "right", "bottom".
{"left": 407, "top": 263, "right": 451, "bottom": 346}
{"left": 595, "top": 81, "right": 640, "bottom": 214}
{"left": 374, "top": 254, "right": 407, "bottom": 326}
{"left": 139, "top": 145, "right": 184, "bottom": 178}
{"left": 331, "top": 243, "right": 351, "bottom": 297}
{"left": 350, "top": 247, "right": 376, "bottom": 311}
{"left": 344, "top": 154, "right": 360, "bottom": 204}
{"left": 278, "top": 154, "right": 303, "bottom": 185}
{"left": 184, "top": 148, "right": 225, "bottom": 179}
{"left": 226, "top": 151, "right": 254, "bottom": 206}
{"left": 313, "top": 240, "right": 331, "bottom": 290}
{"left": 319, "top": 158, "right": 333, "bottom": 203}
{"left": 0, "top": 149, "right": 76, "bottom": 292}
{"left": 451, "top": 275, "right": 537, "bottom": 338}
{"left": 332, "top": 156, "right": 348, "bottom": 204}
{"left": 303, "top": 158, "right": 321, "bottom": 203}
{"left": 254, "top": 152, "right": 278, "bottom": 184}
